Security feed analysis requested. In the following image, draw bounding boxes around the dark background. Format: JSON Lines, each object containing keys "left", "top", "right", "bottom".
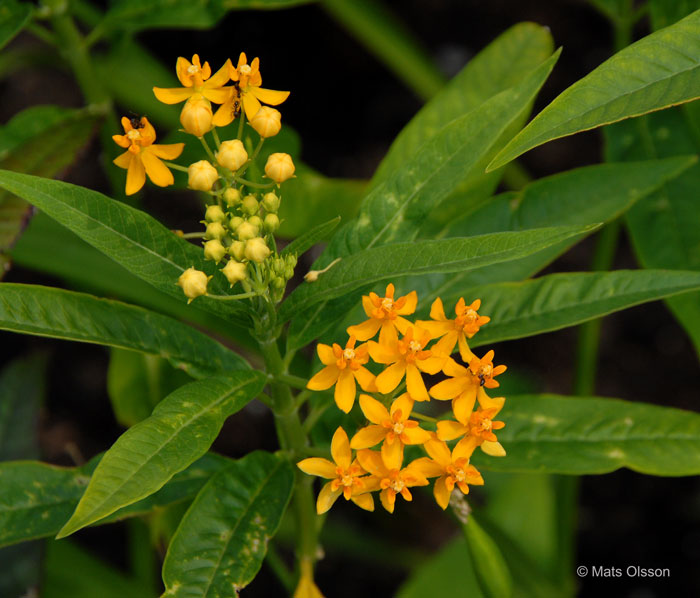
{"left": 1, "top": 1, "right": 699, "bottom": 596}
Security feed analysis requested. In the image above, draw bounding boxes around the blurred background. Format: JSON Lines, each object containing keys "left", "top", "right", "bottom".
{"left": 1, "top": 1, "right": 699, "bottom": 596}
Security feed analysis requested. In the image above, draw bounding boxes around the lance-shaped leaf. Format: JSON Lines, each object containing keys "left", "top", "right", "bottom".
{"left": 162, "top": 451, "right": 294, "bottom": 597}
{"left": 0, "top": 170, "right": 248, "bottom": 320}
{"left": 57, "top": 371, "right": 265, "bottom": 538}
{"left": 463, "top": 516, "right": 512, "bottom": 598}
{"left": 281, "top": 216, "right": 340, "bottom": 258}
{"left": 436, "top": 269, "right": 700, "bottom": 348}
{"left": 472, "top": 394, "right": 700, "bottom": 475}
{"left": 488, "top": 10, "right": 700, "bottom": 170}
{"left": 0, "top": 283, "right": 248, "bottom": 378}
{"left": 0, "top": 453, "right": 231, "bottom": 548}
{"left": 279, "top": 224, "right": 597, "bottom": 323}
{"left": 0, "top": 0, "right": 32, "bottom": 51}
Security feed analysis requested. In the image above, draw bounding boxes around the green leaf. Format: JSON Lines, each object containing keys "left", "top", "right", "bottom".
{"left": 452, "top": 269, "right": 700, "bottom": 348}
{"left": 162, "top": 451, "right": 294, "bottom": 597}
{"left": 372, "top": 22, "right": 554, "bottom": 185}
{"left": 108, "top": 348, "right": 192, "bottom": 427}
{"left": 463, "top": 515, "right": 512, "bottom": 598}
{"left": 0, "top": 171, "right": 249, "bottom": 320}
{"left": 0, "top": 283, "right": 248, "bottom": 378}
{"left": 472, "top": 394, "right": 700, "bottom": 475}
{"left": 57, "top": 371, "right": 266, "bottom": 538}
{"left": 279, "top": 224, "right": 598, "bottom": 323}
{"left": 322, "top": 50, "right": 561, "bottom": 261}
{"left": 488, "top": 10, "right": 700, "bottom": 170}
{"left": 0, "top": 453, "right": 230, "bottom": 548}
{"left": 281, "top": 216, "right": 340, "bottom": 258}
{"left": 649, "top": 0, "right": 700, "bottom": 30}
{"left": 0, "top": 0, "right": 32, "bottom": 51}
{"left": 102, "top": 0, "right": 227, "bottom": 31}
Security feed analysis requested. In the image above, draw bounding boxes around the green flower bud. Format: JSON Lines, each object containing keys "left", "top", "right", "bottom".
{"left": 284, "top": 266, "right": 295, "bottom": 279}
{"left": 203, "top": 239, "right": 227, "bottom": 263}
{"left": 204, "top": 221, "right": 227, "bottom": 240}
{"left": 205, "top": 204, "right": 226, "bottom": 223}
{"left": 229, "top": 216, "right": 244, "bottom": 231}
{"left": 224, "top": 188, "right": 241, "bottom": 207}
{"left": 248, "top": 215, "right": 263, "bottom": 230}
{"left": 241, "top": 194, "right": 259, "bottom": 216}
{"left": 263, "top": 213, "right": 280, "bottom": 233}
{"left": 262, "top": 192, "right": 280, "bottom": 213}
{"left": 221, "top": 260, "right": 248, "bottom": 287}
{"left": 236, "top": 221, "right": 258, "bottom": 241}
{"left": 285, "top": 254, "right": 298, "bottom": 269}
{"left": 271, "top": 276, "right": 286, "bottom": 290}
{"left": 273, "top": 257, "right": 286, "bottom": 275}
{"left": 229, "top": 240, "right": 246, "bottom": 261}
{"left": 245, "top": 237, "right": 271, "bottom": 263}
{"left": 177, "top": 267, "right": 210, "bottom": 304}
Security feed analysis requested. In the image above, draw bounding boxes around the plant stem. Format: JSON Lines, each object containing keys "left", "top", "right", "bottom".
{"left": 236, "top": 177, "right": 275, "bottom": 189}
{"left": 163, "top": 161, "right": 189, "bottom": 173}
{"left": 199, "top": 136, "right": 216, "bottom": 162}
{"left": 211, "top": 127, "right": 222, "bottom": 150}
{"left": 273, "top": 373, "right": 309, "bottom": 390}
{"left": 265, "top": 542, "right": 295, "bottom": 593}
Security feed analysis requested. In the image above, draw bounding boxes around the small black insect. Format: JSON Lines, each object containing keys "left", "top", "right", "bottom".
{"left": 128, "top": 111, "right": 145, "bottom": 129}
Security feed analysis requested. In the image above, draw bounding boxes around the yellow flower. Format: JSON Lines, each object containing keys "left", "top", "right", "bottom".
{"left": 212, "top": 52, "right": 289, "bottom": 126}
{"left": 356, "top": 447, "right": 429, "bottom": 513}
{"left": 112, "top": 116, "right": 184, "bottom": 196}
{"left": 411, "top": 437, "right": 484, "bottom": 510}
{"left": 347, "top": 283, "right": 417, "bottom": 345}
{"left": 249, "top": 106, "right": 282, "bottom": 138}
{"left": 221, "top": 260, "right": 247, "bottom": 287}
{"left": 216, "top": 139, "right": 248, "bottom": 171}
{"left": 264, "top": 152, "right": 295, "bottom": 184}
{"left": 350, "top": 393, "right": 431, "bottom": 450}
{"left": 306, "top": 337, "right": 376, "bottom": 412}
{"left": 429, "top": 350, "right": 506, "bottom": 421}
{"left": 179, "top": 94, "right": 213, "bottom": 136}
{"left": 177, "top": 267, "right": 211, "bottom": 304}
{"left": 368, "top": 326, "right": 444, "bottom": 401}
{"left": 297, "top": 427, "right": 374, "bottom": 514}
{"left": 153, "top": 54, "right": 231, "bottom": 105}
{"left": 187, "top": 160, "right": 219, "bottom": 191}
{"left": 420, "top": 297, "right": 490, "bottom": 357}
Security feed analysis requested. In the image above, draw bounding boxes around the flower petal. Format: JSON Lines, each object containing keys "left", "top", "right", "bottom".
{"left": 125, "top": 154, "right": 146, "bottom": 195}
{"left": 433, "top": 476, "right": 452, "bottom": 510}
{"left": 253, "top": 87, "right": 290, "bottom": 105}
{"left": 113, "top": 151, "right": 132, "bottom": 169}
{"left": 380, "top": 489, "right": 396, "bottom": 513}
{"left": 202, "top": 87, "right": 232, "bottom": 104}
{"left": 153, "top": 86, "right": 193, "bottom": 104}
{"left": 376, "top": 362, "right": 406, "bottom": 394}
{"left": 452, "top": 436, "right": 479, "bottom": 461}
{"left": 148, "top": 142, "right": 185, "bottom": 160}
{"left": 396, "top": 290, "right": 417, "bottom": 315}
{"left": 331, "top": 426, "right": 352, "bottom": 469}
{"left": 347, "top": 318, "right": 381, "bottom": 341}
{"left": 378, "top": 321, "right": 399, "bottom": 346}
{"left": 436, "top": 420, "right": 468, "bottom": 441}
{"left": 334, "top": 369, "right": 356, "bottom": 413}
{"left": 481, "top": 440, "right": 506, "bottom": 457}
{"left": 297, "top": 458, "right": 337, "bottom": 479}
{"left": 242, "top": 92, "right": 262, "bottom": 120}
{"left": 207, "top": 58, "right": 232, "bottom": 87}
{"left": 350, "top": 425, "right": 387, "bottom": 449}
{"left": 356, "top": 449, "right": 385, "bottom": 476}
{"left": 423, "top": 438, "right": 452, "bottom": 466}
{"left": 212, "top": 99, "right": 237, "bottom": 127}
{"left": 429, "top": 297, "right": 447, "bottom": 321}
{"left": 353, "top": 366, "right": 376, "bottom": 392}
{"left": 381, "top": 438, "right": 403, "bottom": 470}
{"left": 316, "top": 482, "right": 342, "bottom": 514}
{"left": 359, "top": 394, "right": 390, "bottom": 424}
{"left": 141, "top": 151, "right": 173, "bottom": 187}
{"left": 350, "top": 492, "right": 374, "bottom": 512}
{"left": 316, "top": 343, "right": 336, "bottom": 365}
{"left": 368, "top": 341, "right": 400, "bottom": 364}
{"left": 405, "top": 364, "right": 429, "bottom": 400}
{"left": 402, "top": 426, "right": 431, "bottom": 445}
{"left": 390, "top": 393, "right": 414, "bottom": 419}
{"left": 453, "top": 389, "right": 477, "bottom": 424}
{"left": 410, "top": 457, "right": 444, "bottom": 478}
{"left": 429, "top": 376, "right": 466, "bottom": 401}
{"left": 307, "top": 365, "right": 339, "bottom": 390}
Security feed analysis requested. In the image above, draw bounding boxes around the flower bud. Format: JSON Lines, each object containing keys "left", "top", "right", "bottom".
{"left": 245, "top": 237, "right": 271, "bottom": 263}
{"left": 229, "top": 216, "right": 244, "bottom": 231}
{"left": 236, "top": 221, "right": 258, "bottom": 241}
{"left": 271, "top": 276, "right": 286, "bottom": 290}
{"left": 216, "top": 139, "right": 248, "bottom": 171}
{"left": 180, "top": 94, "right": 213, "bottom": 137}
{"left": 241, "top": 194, "right": 259, "bottom": 216}
{"left": 285, "top": 254, "right": 298, "bottom": 269}
{"left": 205, "top": 204, "right": 226, "bottom": 223}
{"left": 273, "top": 258, "right": 286, "bottom": 275}
{"left": 177, "top": 267, "right": 209, "bottom": 303}
{"left": 262, "top": 192, "right": 280, "bottom": 213}
{"left": 204, "top": 221, "right": 226, "bottom": 240}
{"left": 188, "top": 160, "right": 219, "bottom": 191}
{"left": 221, "top": 260, "right": 248, "bottom": 287}
{"left": 229, "top": 240, "right": 246, "bottom": 261}
{"left": 224, "top": 188, "right": 241, "bottom": 207}
{"left": 264, "top": 213, "right": 280, "bottom": 233}
{"left": 203, "top": 239, "right": 227, "bottom": 263}
{"left": 264, "top": 153, "right": 295, "bottom": 184}
{"left": 249, "top": 106, "right": 282, "bottom": 138}
{"left": 248, "top": 215, "right": 263, "bottom": 229}
{"left": 284, "top": 266, "right": 295, "bottom": 279}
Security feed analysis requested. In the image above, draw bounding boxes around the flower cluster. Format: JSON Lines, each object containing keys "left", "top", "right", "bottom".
{"left": 298, "top": 285, "right": 507, "bottom": 513}
{"left": 113, "top": 53, "right": 297, "bottom": 304}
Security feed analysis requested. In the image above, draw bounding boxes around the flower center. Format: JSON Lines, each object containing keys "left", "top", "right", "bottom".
{"left": 343, "top": 348, "right": 356, "bottom": 361}
{"left": 381, "top": 297, "right": 394, "bottom": 311}
{"left": 239, "top": 64, "right": 252, "bottom": 75}
{"left": 453, "top": 468, "right": 466, "bottom": 482}
{"left": 187, "top": 64, "right": 200, "bottom": 75}
{"left": 340, "top": 474, "right": 355, "bottom": 487}
{"left": 390, "top": 478, "right": 405, "bottom": 493}
{"left": 478, "top": 364, "right": 493, "bottom": 378}
{"left": 392, "top": 422, "right": 405, "bottom": 435}
{"left": 478, "top": 417, "right": 492, "bottom": 432}
{"left": 464, "top": 309, "right": 478, "bottom": 323}
{"left": 126, "top": 129, "right": 141, "bottom": 141}
{"left": 408, "top": 340, "right": 422, "bottom": 353}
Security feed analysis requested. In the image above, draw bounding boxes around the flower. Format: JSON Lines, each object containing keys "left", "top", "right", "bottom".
{"left": 347, "top": 283, "right": 417, "bottom": 345}
{"left": 177, "top": 267, "right": 211, "bottom": 303}
{"left": 297, "top": 427, "right": 373, "bottom": 514}
{"left": 350, "top": 393, "right": 430, "bottom": 450}
{"left": 420, "top": 297, "right": 490, "bottom": 357}
{"left": 216, "top": 139, "right": 249, "bottom": 171}
{"left": 264, "top": 152, "right": 295, "bottom": 184}
{"left": 203, "top": 239, "right": 226, "bottom": 263}
{"left": 244, "top": 237, "right": 271, "bottom": 263}
{"left": 153, "top": 54, "right": 231, "bottom": 105}
{"left": 368, "top": 326, "right": 444, "bottom": 401}
{"left": 249, "top": 106, "right": 282, "bottom": 138}
{"left": 112, "top": 117, "right": 184, "bottom": 195}
{"left": 356, "top": 447, "right": 429, "bottom": 513}
{"left": 429, "top": 350, "right": 506, "bottom": 421}
{"left": 306, "top": 336, "right": 376, "bottom": 413}
{"left": 187, "top": 160, "right": 219, "bottom": 191}
{"left": 221, "top": 260, "right": 248, "bottom": 286}
{"left": 212, "top": 52, "right": 289, "bottom": 125}
{"left": 411, "top": 437, "right": 484, "bottom": 509}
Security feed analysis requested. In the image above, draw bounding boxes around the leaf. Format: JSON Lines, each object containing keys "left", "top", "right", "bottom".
{"left": 279, "top": 224, "right": 598, "bottom": 323}
{"left": 488, "top": 10, "right": 700, "bottom": 170}
{"left": 0, "top": 283, "right": 248, "bottom": 378}
{"left": 161, "top": 451, "right": 294, "bottom": 597}
{"left": 372, "top": 22, "right": 554, "bottom": 185}
{"left": 57, "top": 371, "right": 266, "bottom": 538}
{"left": 450, "top": 269, "right": 700, "bottom": 349}
{"left": 0, "top": 0, "right": 32, "bottom": 51}
{"left": 0, "top": 453, "right": 230, "bottom": 548}
{"left": 472, "top": 394, "right": 700, "bottom": 475}
{"left": 649, "top": 0, "right": 700, "bottom": 30}
{"left": 0, "top": 171, "right": 248, "bottom": 320}
{"left": 107, "top": 348, "right": 192, "bottom": 427}
{"left": 102, "top": 0, "right": 227, "bottom": 31}
{"left": 321, "top": 50, "right": 561, "bottom": 262}
{"left": 281, "top": 216, "right": 340, "bottom": 258}
{"left": 462, "top": 515, "right": 512, "bottom": 598}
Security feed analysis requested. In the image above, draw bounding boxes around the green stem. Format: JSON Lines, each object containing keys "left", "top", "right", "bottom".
{"left": 199, "top": 136, "right": 216, "bottom": 162}
{"left": 207, "top": 291, "right": 258, "bottom": 301}
{"left": 26, "top": 22, "right": 57, "bottom": 45}
{"left": 265, "top": 542, "right": 295, "bottom": 593}
{"left": 236, "top": 177, "right": 276, "bottom": 189}
{"left": 163, "top": 161, "right": 189, "bottom": 173}
{"left": 180, "top": 232, "right": 205, "bottom": 239}
{"left": 237, "top": 112, "right": 246, "bottom": 140}
{"left": 273, "top": 373, "right": 308, "bottom": 390}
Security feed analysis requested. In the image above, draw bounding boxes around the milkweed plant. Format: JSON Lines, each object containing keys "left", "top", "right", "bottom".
{"left": 1, "top": 1, "right": 699, "bottom": 597}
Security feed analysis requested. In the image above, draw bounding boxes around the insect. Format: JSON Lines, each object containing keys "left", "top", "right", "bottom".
{"left": 128, "top": 112, "right": 146, "bottom": 129}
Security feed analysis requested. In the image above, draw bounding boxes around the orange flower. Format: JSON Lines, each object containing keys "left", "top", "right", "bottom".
{"left": 297, "top": 427, "right": 373, "bottom": 514}
{"left": 350, "top": 393, "right": 431, "bottom": 450}
{"left": 153, "top": 54, "right": 231, "bottom": 105}
{"left": 347, "top": 283, "right": 417, "bottom": 345}
{"left": 368, "top": 326, "right": 444, "bottom": 401}
{"left": 306, "top": 336, "right": 376, "bottom": 413}
{"left": 420, "top": 297, "right": 490, "bottom": 357}
{"left": 112, "top": 117, "right": 184, "bottom": 195}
